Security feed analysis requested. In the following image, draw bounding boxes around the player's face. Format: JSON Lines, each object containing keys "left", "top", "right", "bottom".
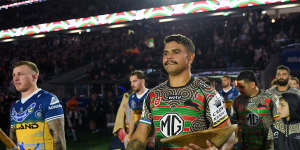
{"left": 278, "top": 99, "right": 290, "bottom": 120}
{"left": 130, "top": 75, "right": 143, "bottom": 93}
{"left": 162, "top": 41, "right": 194, "bottom": 76}
{"left": 13, "top": 65, "right": 37, "bottom": 93}
{"left": 236, "top": 80, "right": 252, "bottom": 97}
{"left": 276, "top": 69, "right": 289, "bottom": 86}
{"left": 221, "top": 77, "right": 230, "bottom": 88}
{"left": 289, "top": 80, "right": 299, "bottom": 89}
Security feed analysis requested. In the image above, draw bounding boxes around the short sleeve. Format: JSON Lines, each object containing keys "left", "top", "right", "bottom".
{"left": 44, "top": 95, "right": 64, "bottom": 122}
{"left": 139, "top": 92, "right": 153, "bottom": 126}
{"left": 206, "top": 91, "right": 229, "bottom": 128}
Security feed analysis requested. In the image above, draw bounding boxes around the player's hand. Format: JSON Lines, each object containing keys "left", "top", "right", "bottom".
{"left": 183, "top": 140, "right": 218, "bottom": 150}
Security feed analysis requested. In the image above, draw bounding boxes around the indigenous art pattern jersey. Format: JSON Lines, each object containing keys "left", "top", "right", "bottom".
{"left": 139, "top": 77, "right": 230, "bottom": 149}
{"left": 10, "top": 90, "right": 64, "bottom": 150}
{"left": 266, "top": 87, "right": 300, "bottom": 107}
{"left": 232, "top": 91, "right": 276, "bottom": 150}
{"left": 267, "top": 119, "right": 300, "bottom": 150}
{"left": 129, "top": 90, "right": 149, "bottom": 122}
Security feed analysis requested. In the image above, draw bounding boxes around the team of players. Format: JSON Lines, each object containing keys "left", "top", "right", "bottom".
{"left": 8, "top": 34, "right": 300, "bottom": 150}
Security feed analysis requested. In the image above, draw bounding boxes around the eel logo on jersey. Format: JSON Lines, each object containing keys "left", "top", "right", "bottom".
{"left": 160, "top": 113, "right": 184, "bottom": 137}
{"left": 12, "top": 103, "right": 36, "bottom": 122}
{"left": 246, "top": 112, "right": 259, "bottom": 127}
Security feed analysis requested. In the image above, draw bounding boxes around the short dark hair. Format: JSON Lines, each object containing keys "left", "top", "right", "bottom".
{"left": 13, "top": 61, "right": 39, "bottom": 74}
{"left": 277, "top": 65, "right": 290, "bottom": 74}
{"left": 291, "top": 77, "right": 299, "bottom": 84}
{"left": 130, "top": 70, "right": 145, "bottom": 80}
{"left": 164, "top": 34, "right": 195, "bottom": 53}
{"left": 222, "top": 75, "right": 231, "bottom": 80}
{"left": 237, "top": 70, "right": 257, "bottom": 85}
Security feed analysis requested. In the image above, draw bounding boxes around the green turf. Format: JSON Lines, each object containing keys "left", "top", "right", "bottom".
{"left": 67, "top": 131, "right": 113, "bottom": 150}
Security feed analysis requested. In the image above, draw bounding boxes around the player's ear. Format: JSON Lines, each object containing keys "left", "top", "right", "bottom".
{"left": 32, "top": 73, "right": 39, "bottom": 82}
{"left": 188, "top": 52, "right": 195, "bottom": 65}
{"left": 250, "top": 82, "right": 256, "bottom": 88}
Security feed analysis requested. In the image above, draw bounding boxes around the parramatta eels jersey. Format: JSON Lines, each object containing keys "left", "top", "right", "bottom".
{"left": 10, "top": 89, "right": 64, "bottom": 150}
{"left": 129, "top": 89, "right": 149, "bottom": 122}
{"left": 139, "top": 77, "right": 230, "bottom": 149}
{"left": 232, "top": 90, "right": 276, "bottom": 150}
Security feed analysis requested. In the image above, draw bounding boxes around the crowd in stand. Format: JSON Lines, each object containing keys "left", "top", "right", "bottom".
{"left": 1, "top": 12, "right": 300, "bottom": 88}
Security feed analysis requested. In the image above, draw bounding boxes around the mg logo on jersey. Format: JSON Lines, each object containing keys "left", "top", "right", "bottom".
{"left": 160, "top": 113, "right": 184, "bottom": 137}
{"left": 246, "top": 112, "right": 259, "bottom": 127}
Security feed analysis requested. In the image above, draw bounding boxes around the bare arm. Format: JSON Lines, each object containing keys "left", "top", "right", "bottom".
{"left": 127, "top": 123, "right": 152, "bottom": 150}
{"left": 128, "top": 110, "right": 135, "bottom": 140}
{"left": 48, "top": 118, "right": 66, "bottom": 150}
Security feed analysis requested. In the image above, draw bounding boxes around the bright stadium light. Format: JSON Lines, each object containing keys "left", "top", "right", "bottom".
{"left": 272, "top": 4, "right": 300, "bottom": 9}
{"left": 2, "top": 38, "right": 14, "bottom": 42}
{"left": 261, "top": 10, "right": 267, "bottom": 14}
{"left": 108, "top": 24, "right": 128, "bottom": 29}
{"left": 210, "top": 11, "right": 233, "bottom": 16}
{"left": 32, "top": 34, "right": 45, "bottom": 38}
{"left": 159, "top": 18, "right": 178, "bottom": 23}
{"left": 68, "top": 29, "right": 83, "bottom": 34}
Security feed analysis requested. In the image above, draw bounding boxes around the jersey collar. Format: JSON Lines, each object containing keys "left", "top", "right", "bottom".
{"left": 21, "top": 88, "right": 42, "bottom": 104}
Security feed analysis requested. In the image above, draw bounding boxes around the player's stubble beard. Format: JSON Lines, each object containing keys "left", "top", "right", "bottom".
{"left": 163, "top": 60, "right": 187, "bottom": 76}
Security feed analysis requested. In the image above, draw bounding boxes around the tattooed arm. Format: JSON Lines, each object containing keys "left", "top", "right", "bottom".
{"left": 127, "top": 123, "right": 152, "bottom": 150}
{"left": 48, "top": 118, "right": 66, "bottom": 150}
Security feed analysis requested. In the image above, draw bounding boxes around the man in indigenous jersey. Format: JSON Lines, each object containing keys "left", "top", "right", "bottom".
{"left": 128, "top": 70, "right": 150, "bottom": 140}
{"left": 232, "top": 71, "right": 276, "bottom": 150}
{"left": 127, "top": 34, "right": 235, "bottom": 150}
{"left": 9, "top": 61, "right": 66, "bottom": 150}
{"left": 266, "top": 65, "right": 300, "bottom": 111}
{"left": 219, "top": 75, "right": 239, "bottom": 116}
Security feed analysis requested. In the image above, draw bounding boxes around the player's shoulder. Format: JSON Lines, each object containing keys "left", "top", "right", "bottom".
{"left": 192, "top": 77, "right": 211, "bottom": 89}
{"left": 37, "top": 90, "right": 59, "bottom": 104}
{"left": 265, "top": 87, "right": 276, "bottom": 95}
{"left": 288, "top": 87, "right": 300, "bottom": 94}
{"left": 149, "top": 80, "right": 168, "bottom": 93}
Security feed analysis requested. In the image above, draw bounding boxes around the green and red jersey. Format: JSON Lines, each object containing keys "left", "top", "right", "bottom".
{"left": 232, "top": 91, "right": 276, "bottom": 150}
{"left": 139, "top": 77, "right": 230, "bottom": 149}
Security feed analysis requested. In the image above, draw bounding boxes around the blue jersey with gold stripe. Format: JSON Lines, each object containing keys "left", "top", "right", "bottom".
{"left": 10, "top": 89, "right": 64, "bottom": 150}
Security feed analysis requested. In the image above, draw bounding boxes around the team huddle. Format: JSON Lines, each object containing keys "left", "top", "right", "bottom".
{"left": 6, "top": 34, "right": 300, "bottom": 150}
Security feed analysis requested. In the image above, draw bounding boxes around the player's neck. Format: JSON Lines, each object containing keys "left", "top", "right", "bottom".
{"left": 21, "top": 86, "right": 38, "bottom": 99}
{"left": 277, "top": 85, "right": 289, "bottom": 92}
{"left": 136, "top": 86, "right": 147, "bottom": 95}
{"left": 169, "top": 70, "right": 192, "bottom": 87}
{"left": 223, "top": 86, "right": 232, "bottom": 91}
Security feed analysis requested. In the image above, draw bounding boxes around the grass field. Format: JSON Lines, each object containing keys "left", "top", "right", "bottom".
{"left": 67, "top": 130, "right": 113, "bottom": 150}
{"left": 0, "top": 130, "right": 113, "bottom": 150}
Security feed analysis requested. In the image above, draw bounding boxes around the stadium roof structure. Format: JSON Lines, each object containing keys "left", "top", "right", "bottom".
{"left": 0, "top": 0, "right": 298, "bottom": 40}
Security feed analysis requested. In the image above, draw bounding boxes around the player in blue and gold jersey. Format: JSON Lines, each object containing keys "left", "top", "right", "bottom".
{"left": 9, "top": 61, "right": 66, "bottom": 150}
